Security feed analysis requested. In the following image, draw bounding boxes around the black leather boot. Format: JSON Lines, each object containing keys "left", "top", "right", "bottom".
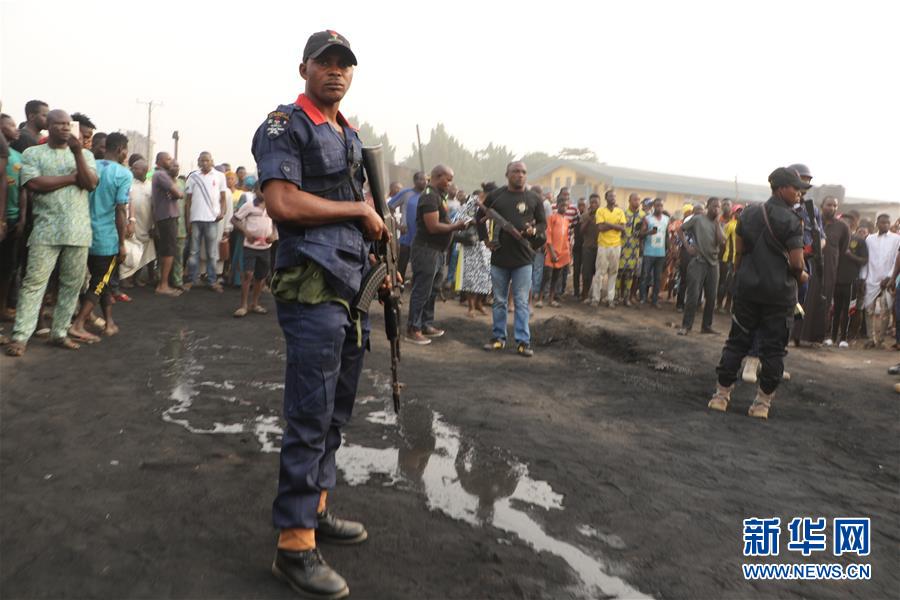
{"left": 316, "top": 510, "right": 368, "bottom": 544}
{"left": 272, "top": 548, "right": 349, "bottom": 599}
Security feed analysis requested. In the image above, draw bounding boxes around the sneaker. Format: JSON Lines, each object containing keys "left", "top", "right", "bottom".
{"left": 422, "top": 326, "right": 445, "bottom": 338}
{"left": 823, "top": 338, "right": 834, "bottom": 347}
{"left": 748, "top": 389, "right": 774, "bottom": 419}
{"left": 700, "top": 327, "right": 718, "bottom": 335}
{"left": 550, "top": 300, "right": 561, "bottom": 308}
{"left": 405, "top": 329, "right": 431, "bottom": 345}
{"left": 535, "top": 300, "right": 544, "bottom": 308}
{"left": 483, "top": 338, "right": 506, "bottom": 351}
{"left": 272, "top": 548, "right": 349, "bottom": 599}
{"left": 888, "top": 363, "right": 900, "bottom": 376}
{"left": 838, "top": 341, "right": 849, "bottom": 348}
{"left": 113, "top": 293, "right": 132, "bottom": 303}
{"left": 516, "top": 342, "right": 534, "bottom": 357}
{"left": 676, "top": 328, "right": 689, "bottom": 336}
{"left": 707, "top": 383, "right": 733, "bottom": 412}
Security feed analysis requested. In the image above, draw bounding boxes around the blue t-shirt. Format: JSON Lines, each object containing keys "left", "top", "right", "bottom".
{"left": 642, "top": 213, "right": 669, "bottom": 258}
{"left": 400, "top": 193, "right": 420, "bottom": 246}
{"left": 89, "top": 160, "right": 132, "bottom": 256}
{"left": 389, "top": 187, "right": 423, "bottom": 246}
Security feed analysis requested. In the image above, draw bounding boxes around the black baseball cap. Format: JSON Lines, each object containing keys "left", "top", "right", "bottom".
{"left": 303, "top": 30, "right": 357, "bottom": 65}
{"left": 768, "top": 167, "right": 812, "bottom": 190}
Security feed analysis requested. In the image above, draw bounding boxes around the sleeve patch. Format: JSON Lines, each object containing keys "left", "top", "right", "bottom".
{"left": 266, "top": 111, "right": 291, "bottom": 139}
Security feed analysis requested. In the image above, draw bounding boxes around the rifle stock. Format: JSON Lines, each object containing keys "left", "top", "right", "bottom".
{"left": 362, "top": 145, "right": 403, "bottom": 413}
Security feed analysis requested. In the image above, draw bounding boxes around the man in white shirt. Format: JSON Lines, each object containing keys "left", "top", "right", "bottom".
{"left": 120, "top": 159, "right": 157, "bottom": 283}
{"left": 184, "top": 151, "right": 227, "bottom": 291}
{"left": 863, "top": 213, "right": 900, "bottom": 347}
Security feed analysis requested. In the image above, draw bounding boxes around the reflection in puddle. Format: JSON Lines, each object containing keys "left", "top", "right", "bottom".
{"left": 155, "top": 337, "right": 648, "bottom": 599}
{"left": 337, "top": 403, "right": 648, "bottom": 599}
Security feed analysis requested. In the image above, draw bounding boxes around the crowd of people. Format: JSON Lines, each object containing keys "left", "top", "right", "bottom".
{"left": 388, "top": 161, "right": 900, "bottom": 363}
{"left": 1, "top": 99, "right": 897, "bottom": 367}
{"left": 0, "top": 99, "right": 276, "bottom": 356}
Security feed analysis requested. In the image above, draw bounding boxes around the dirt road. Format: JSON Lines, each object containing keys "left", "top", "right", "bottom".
{"left": 1, "top": 287, "right": 897, "bottom": 599}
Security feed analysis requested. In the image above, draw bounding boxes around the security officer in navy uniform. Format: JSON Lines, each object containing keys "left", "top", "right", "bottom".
{"left": 706, "top": 167, "right": 811, "bottom": 420}
{"left": 251, "top": 30, "right": 388, "bottom": 599}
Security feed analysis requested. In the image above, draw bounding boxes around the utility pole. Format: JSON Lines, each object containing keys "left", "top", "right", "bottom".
{"left": 172, "top": 130, "right": 180, "bottom": 161}
{"left": 136, "top": 99, "right": 162, "bottom": 160}
{"left": 415, "top": 124, "right": 425, "bottom": 174}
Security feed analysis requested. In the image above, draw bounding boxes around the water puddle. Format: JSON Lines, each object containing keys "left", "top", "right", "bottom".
{"left": 154, "top": 330, "right": 284, "bottom": 444}
{"left": 337, "top": 402, "right": 648, "bottom": 599}
{"left": 154, "top": 334, "right": 649, "bottom": 599}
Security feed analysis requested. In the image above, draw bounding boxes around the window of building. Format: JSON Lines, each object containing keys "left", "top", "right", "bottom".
{"left": 565, "top": 176, "right": 572, "bottom": 187}
{"left": 554, "top": 177, "right": 560, "bottom": 189}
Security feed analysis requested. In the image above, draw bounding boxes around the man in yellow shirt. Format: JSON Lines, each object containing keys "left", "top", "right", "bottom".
{"left": 589, "top": 190, "right": 626, "bottom": 307}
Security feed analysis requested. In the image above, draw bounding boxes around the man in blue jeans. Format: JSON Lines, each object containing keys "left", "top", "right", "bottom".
{"left": 639, "top": 197, "right": 669, "bottom": 307}
{"left": 482, "top": 161, "right": 546, "bottom": 357}
{"left": 405, "top": 165, "right": 467, "bottom": 345}
{"left": 184, "top": 151, "right": 227, "bottom": 292}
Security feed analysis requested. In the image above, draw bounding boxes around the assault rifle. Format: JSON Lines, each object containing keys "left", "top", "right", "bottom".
{"left": 357, "top": 145, "right": 402, "bottom": 413}
{"left": 476, "top": 195, "right": 536, "bottom": 258}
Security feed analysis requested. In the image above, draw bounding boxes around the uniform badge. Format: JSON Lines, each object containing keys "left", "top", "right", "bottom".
{"left": 516, "top": 202, "right": 527, "bottom": 214}
{"left": 266, "top": 111, "right": 290, "bottom": 139}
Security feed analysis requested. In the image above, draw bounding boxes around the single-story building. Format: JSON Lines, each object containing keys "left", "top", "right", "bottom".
{"left": 529, "top": 160, "right": 895, "bottom": 220}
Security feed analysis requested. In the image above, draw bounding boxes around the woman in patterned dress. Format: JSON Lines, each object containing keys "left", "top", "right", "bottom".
{"left": 453, "top": 191, "right": 491, "bottom": 317}
{"left": 615, "top": 194, "right": 645, "bottom": 306}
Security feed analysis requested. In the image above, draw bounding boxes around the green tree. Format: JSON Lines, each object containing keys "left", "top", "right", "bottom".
{"left": 518, "top": 151, "right": 557, "bottom": 176}
{"left": 473, "top": 143, "right": 516, "bottom": 188}
{"left": 350, "top": 117, "right": 396, "bottom": 165}
{"left": 401, "top": 123, "right": 483, "bottom": 192}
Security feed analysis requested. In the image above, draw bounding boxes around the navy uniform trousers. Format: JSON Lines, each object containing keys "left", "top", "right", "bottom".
{"left": 273, "top": 300, "right": 369, "bottom": 530}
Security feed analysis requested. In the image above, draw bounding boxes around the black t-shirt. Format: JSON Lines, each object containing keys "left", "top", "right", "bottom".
{"left": 484, "top": 186, "right": 546, "bottom": 268}
{"left": 836, "top": 233, "right": 869, "bottom": 284}
{"left": 10, "top": 128, "right": 38, "bottom": 154}
{"left": 734, "top": 197, "right": 803, "bottom": 307}
{"left": 414, "top": 186, "right": 452, "bottom": 251}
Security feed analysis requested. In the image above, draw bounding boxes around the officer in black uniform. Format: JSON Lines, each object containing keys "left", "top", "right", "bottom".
{"left": 707, "top": 167, "right": 811, "bottom": 420}
{"left": 251, "top": 30, "right": 388, "bottom": 599}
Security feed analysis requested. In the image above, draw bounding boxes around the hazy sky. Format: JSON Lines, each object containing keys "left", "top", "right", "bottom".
{"left": 2, "top": 0, "right": 896, "bottom": 201}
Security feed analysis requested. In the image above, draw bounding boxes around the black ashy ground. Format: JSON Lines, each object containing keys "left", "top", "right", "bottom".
{"left": 1, "top": 287, "right": 897, "bottom": 599}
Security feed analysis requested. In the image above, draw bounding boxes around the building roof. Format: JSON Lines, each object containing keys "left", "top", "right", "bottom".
{"left": 530, "top": 160, "right": 896, "bottom": 206}
{"left": 531, "top": 160, "right": 770, "bottom": 201}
